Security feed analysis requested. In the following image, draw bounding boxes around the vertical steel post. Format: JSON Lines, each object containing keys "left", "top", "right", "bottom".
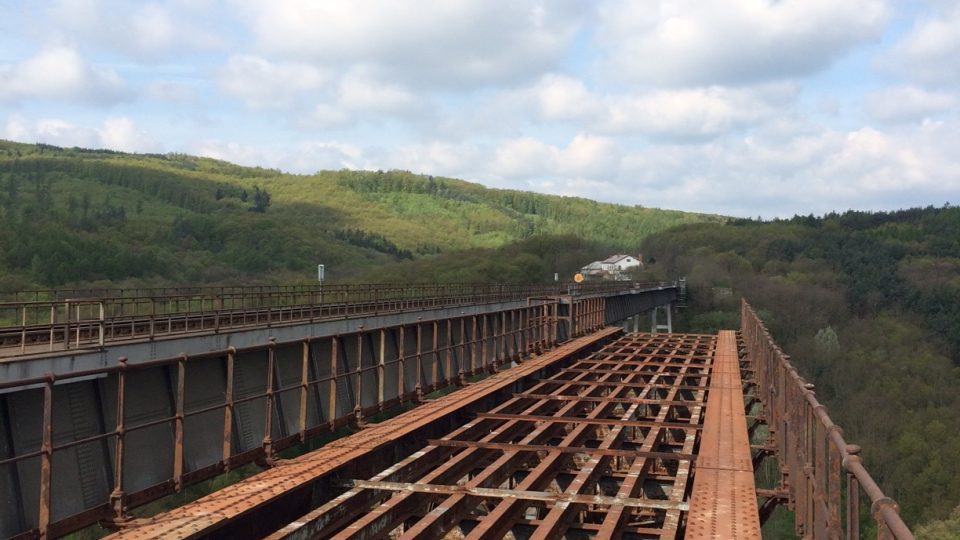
{"left": 828, "top": 434, "right": 842, "bottom": 534}
{"left": 214, "top": 295, "right": 220, "bottom": 333}
{"left": 500, "top": 311, "right": 507, "bottom": 365}
{"left": 63, "top": 300, "right": 70, "bottom": 350}
{"left": 20, "top": 305, "right": 26, "bottom": 354}
{"left": 378, "top": 329, "right": 386, "bottom": 410}
{"left": 99, "top": 301, "right": 105, "bottom": 347}
{"left": 38, "top": 374, "right": 54, "bottom": 539}
{"left": 845, "top": 445, "right": 862, "bottom": 540}
{"left": 354, "top": 330, "right": 363, "bottom": 423}
{"left": 49, "top": 304, "right": 55, "bottom": 351}
{"left": 398, "top": 326, "right": 406, "bottom": 402}
{"left": 299, "top": 339, "right": 310, "bottom": 441}
{"left": 223, "top": 348, "right": 235, "bottom": 469}
{"left": 551, "top": 303, "right": 558, "bottom": 347}
{"left": 471, "top": 315, "right": 478, "bottom": 375}
{"left": 110, "top": 358, "right": 128, "bottom": 521}
{"left": 571, "top": 299, "right": 577, "bottom": 338}
{"left": 415, "top": 321, "right": 423, "bottom": 401}
{"left": 479, "top": 314, "right": 487, "bottom": 370}
{"left": 329, "top": 337, "right": 338, "bottom": 428}
{"left": 432, "top": 321, "right": 439, "bottom": 390}
{"left": 263, "top": 339, "right": 276, "bottom": 461}
{"left": 459, "top": 318, "right": 467, "bottom": 385}
{"left": 173, "top": 354, "right": 186, "bottom": 491}
{"left": 445, "top": 319, "right": 453, "bottom": 385}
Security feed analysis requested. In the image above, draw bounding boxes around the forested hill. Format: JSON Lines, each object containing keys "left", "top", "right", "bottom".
{"left": 0, "top": 140, "right": 722, "bottom": 289}
{"left": 639, "top": 208, "right": 960, "bottom": 534}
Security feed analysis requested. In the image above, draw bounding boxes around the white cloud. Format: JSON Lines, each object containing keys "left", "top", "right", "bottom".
{"left": 336, "top": 71, "right": 420, "bottom": 115}
{"left": 361, "top": 121, "right": 960, "bottom": 218}
{"left": 534, "top": 74, "right": 604, "bottom": 122}
{"left": 217, "top": 55, "right": 329, "bottom": 109}
{"left": 0, "top": 47, "right": 129, "bottom": 104}
{"left": 596, "top": 0, "right": 889, "bottom": 86}
{"left": 558, "top": 134, "right": 621, "bottom": 177}
{"left": 880, "top": 6, "right": 960, "bottom": 86}
{"left": 3, "top": 115, "right": 157, "bottom": 152}
{"left": 599, "top": 86, "right": 782, "bottom": 138}
{"left": 50, "top": 0, "right": 225, "bottom": 59}
{"left": 98, "top": 117, "right": 156, "bottom": 153}
{"left": 864, "top": 85, "right": 956, "bottom": 123}
{"left": 144, "top": 81, "right": 197, "bottom": 103}
{"left": 491, "top": 134, "right": 622, "bottom": 181}
{"left": 526, "top": 74, "right": 795, "bottom": 139}
{"left": 493, "top": 138, "right": 559, "bottom": 179}
{"left": 622, "top": 121, "right": 960, "bottom": 216}
{"left": 297, "top": 104, "right": 351, "bottom": 130}
{"left": 4, "top": 115, "right": 99, "bottom": 147}
{"left": 231, "top": 0, "right": 582, "bottom": 87}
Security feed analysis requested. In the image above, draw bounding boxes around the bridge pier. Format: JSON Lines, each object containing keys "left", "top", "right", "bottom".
{"left": 651, "top": 303, "right": 673, "bottom": 334}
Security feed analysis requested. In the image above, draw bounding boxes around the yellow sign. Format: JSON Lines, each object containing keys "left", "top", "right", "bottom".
{"left": 573, "top": 273, "right": 584, "bottom": 283}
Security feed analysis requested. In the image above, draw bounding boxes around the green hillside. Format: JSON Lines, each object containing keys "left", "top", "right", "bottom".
{"left": 0, "top": 140, "right": 723, "bottom": 289}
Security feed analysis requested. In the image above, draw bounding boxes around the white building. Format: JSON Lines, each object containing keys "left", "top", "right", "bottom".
{"left": 601, "top": 254, "right": 642, "bottom": 272}
{"left": 581, "top": 254, "right": 643, "bottom": 279}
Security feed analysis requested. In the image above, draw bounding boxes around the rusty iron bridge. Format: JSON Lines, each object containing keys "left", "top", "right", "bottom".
{"left": 0, "top": 284, "right": 912, "bottom": 539}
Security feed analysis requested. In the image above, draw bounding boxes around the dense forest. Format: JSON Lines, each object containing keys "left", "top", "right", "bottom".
{"left": 0, "top": 140, "right": 720, "bottom": 290}
{"left": 638, "top": 208, "right": 960, "bottom": 536}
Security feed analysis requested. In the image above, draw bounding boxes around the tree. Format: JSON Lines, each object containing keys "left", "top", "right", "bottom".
{"left": 251, "top": 185, "right": 271, "bottom": 213}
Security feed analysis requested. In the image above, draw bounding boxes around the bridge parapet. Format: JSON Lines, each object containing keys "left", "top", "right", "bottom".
{"left": 741, "top": 299, "right": 914, "bottom": 539}
{"left": 0, "top": 281, "right": 674, "bottom": 357}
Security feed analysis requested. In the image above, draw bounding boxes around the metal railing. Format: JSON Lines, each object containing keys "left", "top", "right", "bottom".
{"left": 0, "top": 281, "right": 672, "bottom": 355}
{"left": 741, "top": 299, "right": 913, "bottom": 539}
{"left": 0, "top": 284, "right": 325, "bottom": 303}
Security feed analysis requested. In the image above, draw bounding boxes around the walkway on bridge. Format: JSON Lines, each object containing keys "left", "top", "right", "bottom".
{"left": 108, "top": 329, "right": 760, "bottom": 540}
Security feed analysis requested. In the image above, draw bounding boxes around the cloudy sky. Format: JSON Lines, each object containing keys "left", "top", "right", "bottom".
{"left": 1, "top": 1, "right": 959, "bottom": 217}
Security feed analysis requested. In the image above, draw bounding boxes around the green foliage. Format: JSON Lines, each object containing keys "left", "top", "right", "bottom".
{"left": 360, "top": 234, "right": 615, "bottom": 284}
{"left": 916, "top": 507, "right": 960, "bottom": 540}
{"left": 642, "top": 205, "right": 960, "bottom": 530}
{"left": 250, "top": 184, "right": 271, "bottom": 213}
{"left": 0, "top": 140, "right": 718, "bottom": 289}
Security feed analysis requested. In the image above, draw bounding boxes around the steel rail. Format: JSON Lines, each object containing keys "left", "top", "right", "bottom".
{"left": 741, "top": 299, "right": 914, "bottom": 540}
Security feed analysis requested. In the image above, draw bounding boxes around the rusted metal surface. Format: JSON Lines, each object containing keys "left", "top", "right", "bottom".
{"left": 741, "top": 299, "right": 914, "bottom": 539}
{"left": 0, "top": 282, "right": 669, "bottom": 355}
{"left": 107, "top": 331, "right": 723, "bottom": 540}
{"left": 105, "top": 328, "right": 623, "bottom": 539}
{"left": 0, "top": 302, "right": 573, "bottom": 540}
{"left": 686, "top": 330, "right": 761, "bottom": 540}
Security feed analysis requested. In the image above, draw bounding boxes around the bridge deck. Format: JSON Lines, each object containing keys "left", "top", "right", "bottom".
{"left": 686, "top": 331, "right": 761, "bottom": 539}
{"left": 109, "top": 330, "right": 762, "bottom": 540}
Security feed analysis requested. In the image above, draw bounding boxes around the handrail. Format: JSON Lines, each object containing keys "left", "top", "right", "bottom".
{"left": 741, "top": 299, "right": 913, "bottom": 539}
{"left": 0, "top": 281, "right": 675, "bottom": 354}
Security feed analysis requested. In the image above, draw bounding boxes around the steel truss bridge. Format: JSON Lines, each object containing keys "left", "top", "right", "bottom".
{"left": 0, "top": 283, "right": 912, "bottom": 539}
